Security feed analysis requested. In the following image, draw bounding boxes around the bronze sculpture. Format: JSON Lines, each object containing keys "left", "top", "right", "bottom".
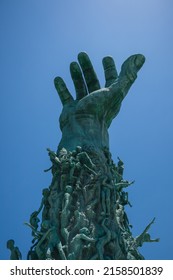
{"left": 8, "top": 52, "right": 159, "bottom": 260}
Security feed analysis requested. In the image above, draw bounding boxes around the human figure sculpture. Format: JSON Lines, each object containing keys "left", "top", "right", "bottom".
{"left": 135, "top": 218, "right": 160, "bottom": 247}
{"left": 37, "top": 188, "right": 50, "bottom": 220}
{"left": 97, "top": 218, "right": 111, "bottom": 259}
{"left": 116, "top": 203, "right": 126, "bottom": 230}
{"left": 118, "top": 191, "right": 132, "bottom": 207}
{"left": 61, "top": 185, "right": 73, "bottom": 243}
{"left": 48, "top": 188, "right": 62, "bottom": 228}
{"left": 101, "top": 176, "right": 114, "bottom": 216}
{"left": 7, "top": 239, "right": 22, "bottom": 260}
{"left": 26, "top": 211, "right": 41, "bottom": 242}
{"left": 44, "top": 148, "right": 61, "bottom": 174}
{"left": 35, "top": 220, "right": 66, "bottom": 260}
{"left": 30, "top": 211, "right": 40, "bottom": 230}
{"left": 47, "top": 148, "right": 60, "bottom": 165}
{"left": 68, "top": 227, "right": 95, "bottom": 259}
{"left": 117, "top": 157, "right": 124, "bottom": 177}
{"left": 116, "top": 180, "right": 134, "bottom": 207}
{"left": 69, "top": 207, "right": 89, "bottom": 240}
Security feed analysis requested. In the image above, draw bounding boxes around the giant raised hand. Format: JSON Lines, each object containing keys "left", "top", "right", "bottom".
{"left": 54, "top": 52, "right": 145, "bottom": 152}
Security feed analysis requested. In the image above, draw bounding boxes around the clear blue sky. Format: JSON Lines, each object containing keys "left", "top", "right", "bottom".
{"left": 0, "top": 0, "right": 173, "bottom": 260}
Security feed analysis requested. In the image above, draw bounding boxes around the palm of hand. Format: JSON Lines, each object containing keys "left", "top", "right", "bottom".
{"left": 54, "top": 52, "right": 145, "bottom": 129}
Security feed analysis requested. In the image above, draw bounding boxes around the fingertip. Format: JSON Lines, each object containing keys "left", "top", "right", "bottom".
{"left": 70, "top": 61, "right": 80, "bottom": 73}
{"left": 78, "top": 52, "right": 90, "bottom": 65}
{"left": 103, "top": 56, "right": 118, "bottom": 87}
{"left": 78, "top": 51, "right": 88, "bottom": 60}
{"left": 135, "top": 54, "right": 145, "bottom": 69}
{"left": 54, "top": 76, "right": 63, "bottom": 85}
{"left": 102, "top": 56, "right": 114, "bottom": 68}
{"left": 77, "top": 51, "right": 100, "bottom": 92}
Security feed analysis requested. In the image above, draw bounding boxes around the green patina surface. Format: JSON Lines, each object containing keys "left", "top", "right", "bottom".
{"left": 7, "top": 52, "right": 159, "bottom": 260}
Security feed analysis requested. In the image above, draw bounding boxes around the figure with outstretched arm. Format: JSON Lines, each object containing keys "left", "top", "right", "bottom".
{"left": 135, "top": 218, "right": 160, "bottom": 247}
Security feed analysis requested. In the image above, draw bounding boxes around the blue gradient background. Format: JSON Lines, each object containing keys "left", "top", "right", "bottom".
{"left": 0, "top": 0, "right": 172, "bottom": 259}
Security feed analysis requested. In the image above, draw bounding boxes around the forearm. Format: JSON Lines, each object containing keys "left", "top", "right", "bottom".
{"left": 58, "top": 117, "right": 109, "bottom": 153}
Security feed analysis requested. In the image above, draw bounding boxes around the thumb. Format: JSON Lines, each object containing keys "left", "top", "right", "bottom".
{"left": 118, "top": 54, "right": 145, "bottom": 98}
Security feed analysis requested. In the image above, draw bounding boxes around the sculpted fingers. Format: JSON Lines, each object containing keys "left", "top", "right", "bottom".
{"left": 70, "top": 61, "right": 87, "bottom": 100}
{"left": 78, "top": 52, "right": 101, "bottom": 93}
{"left": 54, "top": 77, "right": 74, "bottom": 106}
{"left": 102, "top": 56, "right": 118, "bottom": 87}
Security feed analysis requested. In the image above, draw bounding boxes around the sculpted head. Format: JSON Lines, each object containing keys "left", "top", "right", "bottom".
{"left": 7, "top": 239, "right": 15, "bottom": 249}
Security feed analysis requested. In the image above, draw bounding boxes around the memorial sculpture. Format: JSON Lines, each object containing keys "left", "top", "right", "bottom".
{"left": 7, "top": 52, "right": 159, "bottom": 260}
{"left": 6, "top": 239, "right": 22, "bottom": 260}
